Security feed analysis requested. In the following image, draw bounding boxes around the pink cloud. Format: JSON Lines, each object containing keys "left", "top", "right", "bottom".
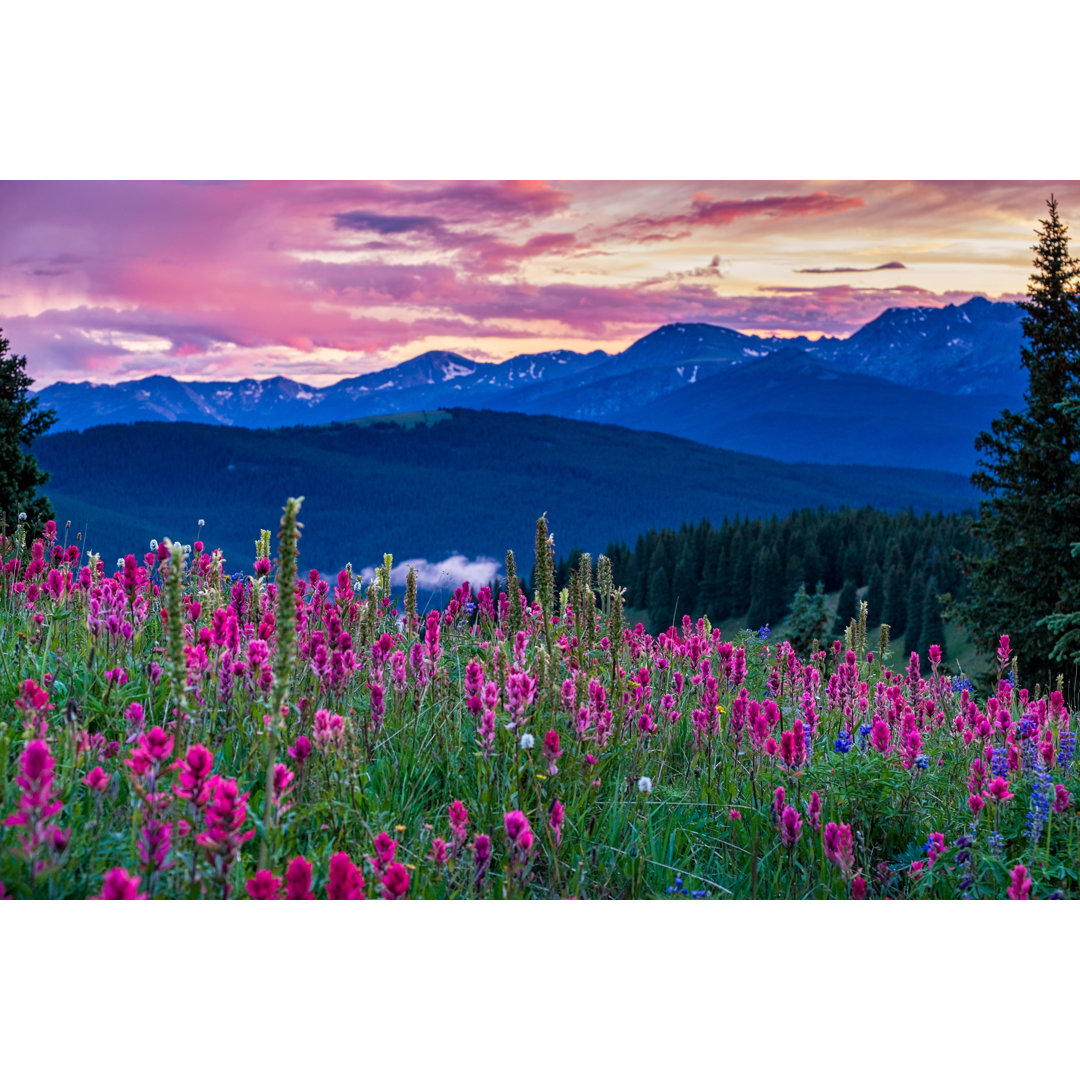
{"left": 0, "top": 180, "right": 1053, "bottom": 386}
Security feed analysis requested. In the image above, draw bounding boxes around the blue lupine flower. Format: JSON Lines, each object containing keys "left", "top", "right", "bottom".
{"left": 914, "top": 754, "right": 929, "bottom": 770}
{"left": 987, "top": 831, "right": 1005, "bottom": 858}
{"left": 959, "top": 874, "right": 974, "bottom": 890}
{"left": 858, "top": 723, "right": 872, "bottom": 751}
{"left": 834, "top": 729, "right": 853, "bottom": 754}
{"left": 758, "top": 625, "right": 771, "bottom": 641}
{"left": 1059, "top": 730, "right": 1075, "bottom": 771}
{"left": 991, "top": 747, "right": 1008, "bottom": 779}
{"left": 691, "top": 890, "right": 708, "bottom": 899}
{"left": 1004, "top": 670, "right": 1016, "bottom": 688}
{"left": 1026, "top": 765, "right": 1051, "bottom": 846}
{"left": 952, "top": 676, "right": 974, "bottom": 695}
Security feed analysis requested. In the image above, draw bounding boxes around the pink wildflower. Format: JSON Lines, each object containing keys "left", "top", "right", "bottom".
{"left": 549, "top": 800, "right": 565, "bottom": 847}
{"left": 1007, "top": 863, "right": 1031, "bottom": 900}
{"left": 504, "top": 809, "right": 534, "bottom": 852}
{"left": 326, "top": 852, "right": 366, "bottom": 899}
{"left": 807, "top": 790, "right": 822, "bottom": 832}
{"left": 851, "top": 876, "right": 867, "bottom": 899}
{"left": 287, "top": 735, "right": 312, "bottom": 762}
{"left": 1053, "top": 784, "right": 1072, "bottom": 813}
{"left": 126, "top": 727, "right": 175, "bottom": 777}
{"left": 98, "top": 866, "right": 146, "bottom": 900}
{"left": 82, "top": 766, "right": 111, "bottom": 793}
{"left": 472, "top": 833, "right": 492, "bottom": 888}
{"left": 173, "top": 744, "right": 215, "bottom": 806}
{"left": 449, "top": 800, "right": 469, "bottom": 852}
{"left": 284, "top": 856, "right": 315, "bottom": 899}
{"left": 370, "top": 832, "right": 396, "bottom": 872}
{"left": 542, "top": 729, "right": 563, "bottom": 775}
{"left": 427, "top": 837, "right": 450, "bottom": 867}
{"left": 870, "top": 718, "right": 891, "bottom": 754}
{"left": 729, "top": 809, "right": 742, "bottom": 821}
{"left": 823, "top": 822, "right": 855, "bottom": 875}
{"left": 779, "top": 805, "right": 802, "bottom": 848}
{"left": 984, "top": 777, "right": 1014, "bottom": 803}
{"left": 381, "top": 862, "right": 410, "bottom": 900}
{"left": 245, "top": 869, "right": 283, "bottom": 900}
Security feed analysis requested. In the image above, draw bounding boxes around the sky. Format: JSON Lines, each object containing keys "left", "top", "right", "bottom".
{"left": 2, "top": 179, "right": 1078, "bottom": 389}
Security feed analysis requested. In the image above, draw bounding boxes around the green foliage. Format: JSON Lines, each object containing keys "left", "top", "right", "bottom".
{"left": 788, "top": 581, "right": 830, "bottom": 657}
{"left": 0, "top": 329, "right": 57, "bottom": 529}
{"left": 961, "top": 197, "right": 1080, "bottom": 687}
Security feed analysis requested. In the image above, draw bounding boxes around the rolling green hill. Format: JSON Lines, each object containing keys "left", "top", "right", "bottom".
{"left": 37, "top": 409, "right": 975, "bottom": 575}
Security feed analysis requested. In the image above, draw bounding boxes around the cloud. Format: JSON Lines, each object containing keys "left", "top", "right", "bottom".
{"left": 795, "top": 260, "right": 908, "bottom": 274}
{"left": 333, "top": 210, "right": 444, "bottom": 235}
{"left": 359, "top": 554, "right": 503, "bottom": 591}
{"left": 603, "top": 191, "right": 866, "bottom": 244}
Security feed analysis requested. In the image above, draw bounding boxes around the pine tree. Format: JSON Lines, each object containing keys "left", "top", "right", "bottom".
{"left": 788, "top": 581, "right": 831, "bottom": 657}
{"left": 960, "top": 197, "right": 1080, "bottom": 686}
{"left": 920, "top": 581, "right": 947, "bottom": 667}
{"left": 865, "top": 563, "right": 884, "bottom": 630}
{"left": 832, "top": 578, "right": 858, "bottom": 639}
{"left": 0, "top": 329, "right": 57, "bottom": 528}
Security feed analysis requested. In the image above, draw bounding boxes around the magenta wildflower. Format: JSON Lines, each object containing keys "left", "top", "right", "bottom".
{"left": 851, "top": 876, "right": 867, "bottom": 900}
{"left": 472, "top": 833, "right": 492, "bottom": 888}
{"left": 984, "top": 777, "right": 1014, "bottom": 803}
{"left": 370, "top": 832, "right": 397, "bottom": 872}
{"left": 284, "top": 856, "right": 315, "bottom": 900}
{"left": 549, "top": 800, "right": 565, "bottom": 847}
{"left": 542, "top": 729, "right": 563, "bottom": 775}
{"left": 196, "top": 776, "right": 255, "bottom": 897}
{"left": 287, "top": 735, "right": 312, "bottom": 762}
{"left": 427, "top": 837, "right": 450, "bottom": 867}
{"left": 779, "top": 805, "right": 802, "bottom": 848}
{"left": 126, "top": 726, "right": 175, "bottom": 777}
{"left": 504, "top": 809, "right": 534, "bottom": 852}
{"left": 823, "top": 822, "right": 855, "bottom": 876}
{"left": 4, "top": 739, "right": 63, "bottom": 876}
{"left": 807, "top": 791, "right": 822, "bottom": 832}
{"left": 245, "top": 869, "right": 283, "bottom": 900}
{"left": 326, "top": 852, "right": 365, "bottom": 899}
{"left": 173, "top": 744, "right": 215, "bottom": 807}
{"left": 1007, "top": 863, "right": 1032, "bottom": 900}
{"left": 449, "top": 800, "right": 469, "bottom": 852}
{"left": 870, "top": 718, "right": 891, "bottom": 754}
{"left": 98, "top": 866, "right": 146, "bottom": 900}
{"left": 996, "top": 635, "right": 1011, "bottom": 669}
{"left": 82, "top": 766, "right": 111, "bottom": 793}
{"left": 381, "top": 862, "right": 410, "bottom": 900}
{"left": 1053, "top": 784, "right": 1072, "bottom": 813}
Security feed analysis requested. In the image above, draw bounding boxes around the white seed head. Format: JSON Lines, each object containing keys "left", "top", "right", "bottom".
{"left": 638, "top": 776, "right": 653, "bottom": 794}
{"left": 519, "top": 733, "right": 535, "bottom": 750}
{"left": 18, "top": 512, "right": 27, "bottom": 521}
{"left": 117, "top": 558, "right": 124, "bottom": 569}
{"left": 197, "top": 519, "right": 205, "bottom": 528}
{"left": 149, "top": 539, "right": 158, "bottom": 551}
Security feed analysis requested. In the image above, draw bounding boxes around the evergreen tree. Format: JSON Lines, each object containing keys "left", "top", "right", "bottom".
{"left": 906, "top": 570, "right": 927, "bottom": 659}
{"left": 832, "top": 578, "right": 858, "bottom": 639}
{"left": 865, "top": 563, "right": 884, "bottom": 630}
{"left": 883, "top": 560, "right": 909, "bottom": 637}
{"left": 0, "top": 329, "right": 57, "bottom": 528}
{"left": 647, "top": 565, "right": 672, "bottom": 632}
{"left": 920, "top": 581, "right": 947, "bottom": 667}
{"left": 788, "top": 581, "right": 831, "bottom": 657}
{"left": 961, "top": 197, "right": 1080, "bottom": 686}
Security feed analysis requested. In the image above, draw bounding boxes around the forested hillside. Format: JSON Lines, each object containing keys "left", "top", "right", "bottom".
{"left": 589, "top": 507, "right": 979, "bottom": 663}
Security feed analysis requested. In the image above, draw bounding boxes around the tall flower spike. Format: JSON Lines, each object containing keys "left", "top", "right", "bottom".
{"left": 260, "top": 496, "right": 303, "bottom": 871}
{"left": 163, "top": 539, "right": 188, "bottom": 749}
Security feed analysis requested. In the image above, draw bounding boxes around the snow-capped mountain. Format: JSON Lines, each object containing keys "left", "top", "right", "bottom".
{"left": 35, "top": 298, "right": 1027, "bottom": 472}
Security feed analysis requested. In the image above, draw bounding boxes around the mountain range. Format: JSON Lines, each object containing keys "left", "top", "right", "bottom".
{"left": 35, "top": 297, "right": 1027, "bottom": 473}
{"left": 37, "top": 409, "right": 976, "bottom": 577}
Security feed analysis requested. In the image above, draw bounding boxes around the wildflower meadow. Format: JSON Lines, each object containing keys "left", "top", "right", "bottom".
{"left": 1, "top": 503, "right": 1075, "bottom": 901}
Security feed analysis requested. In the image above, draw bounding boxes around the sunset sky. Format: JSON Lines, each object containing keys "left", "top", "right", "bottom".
{"left": 3, "top": 179, "right": 1077, "bottom": 388}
